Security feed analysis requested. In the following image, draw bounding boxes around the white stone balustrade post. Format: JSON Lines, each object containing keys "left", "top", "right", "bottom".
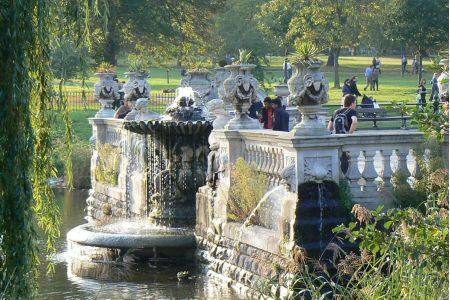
{"left": 345, "top": 149, "right": 362, "bottom": 195}
{"left": 395, "top": 148, "right": 411, "bottom": 181}
{"left": 410, "top": 149, "right": 423, "bottom": 180}
{"left": 379, "top": 149, "right": 394, "bottom": 189}
{"left": 361, "top": 150, "right": 378, "bottom": 195}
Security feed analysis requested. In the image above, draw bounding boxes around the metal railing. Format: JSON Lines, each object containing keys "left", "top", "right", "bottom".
{"left": 54, "top": 91, "right": 176, "bottom": 113}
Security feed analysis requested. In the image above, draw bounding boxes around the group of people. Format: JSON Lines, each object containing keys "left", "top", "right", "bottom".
{"left": 416, "top": 72, "right": 441, "bottom": 110}
{"left": 362, "top": 57, "right": 381, "bottom": 91}
{"left": 251, "top": 97, "right": 290, "bottom": 132}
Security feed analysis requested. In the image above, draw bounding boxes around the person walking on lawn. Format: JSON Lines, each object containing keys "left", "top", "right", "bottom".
{"left": 363, "top": 66, "right": 373, "bottom": 91}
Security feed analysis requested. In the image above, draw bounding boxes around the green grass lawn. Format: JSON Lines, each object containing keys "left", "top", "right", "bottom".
{"left": 60, "top": 55, "right": 433, "bottom": 105}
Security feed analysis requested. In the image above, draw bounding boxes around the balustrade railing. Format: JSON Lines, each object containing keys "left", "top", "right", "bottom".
{"left": 243, "top": 142, "right": 285, "bottom": 188}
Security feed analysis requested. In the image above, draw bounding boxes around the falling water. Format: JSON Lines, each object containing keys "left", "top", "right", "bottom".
{"left": 318, "top": 183, "right": 324, "bottom": 254}
{"left": 238, "top": 185, "right": 286, "bottom": 241}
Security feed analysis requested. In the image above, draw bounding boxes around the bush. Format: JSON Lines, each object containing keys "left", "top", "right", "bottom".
{"left": 227, "top": 158, "right": 268, "bottom": 223}
{"left": 71, "top": 141, "right": 91, "bottom": 189}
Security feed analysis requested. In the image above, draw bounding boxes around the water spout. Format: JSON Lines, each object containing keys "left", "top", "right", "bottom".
{"left": 238, "top": 185, "right": 286, "bottom": 241}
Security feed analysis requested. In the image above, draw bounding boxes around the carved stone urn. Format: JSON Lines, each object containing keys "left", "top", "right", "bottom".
{"left": 181, "top": 70, "right": 211, "bottom": 106}
{"left": 94, "top": 72, "right": 120, "bottom": 118}
{"left": 123, "top": 71, "right": 151, "bottom": 120}
{"left": 223, "top": 64, "right": 260, "bottom": 130}
{"left": 287, "top": 60, "right": 329, "bottom": 136}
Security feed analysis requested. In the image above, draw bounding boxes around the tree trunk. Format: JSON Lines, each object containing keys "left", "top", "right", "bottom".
{"left": 103, "top": 1, "right": 118, "bottom": 65}
{"left": 326, "top": 48, "right": 334, "bottom": 66}
{"left": 418, "top": 50, "right": 423, "bottom": 84}
{"left": 333, "top": 48, "right": 340, "bottom": 88}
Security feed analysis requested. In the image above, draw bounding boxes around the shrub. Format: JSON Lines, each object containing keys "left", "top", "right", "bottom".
{"left": 71, "top": 141, "right": 91, "bottom": 189}
{"left": 227, "top": 158, "right": 268, "bottom": 224}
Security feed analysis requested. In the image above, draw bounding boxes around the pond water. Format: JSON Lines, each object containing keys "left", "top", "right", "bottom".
{"left": 37, "top": 189, "right": 242, "bottom": 300}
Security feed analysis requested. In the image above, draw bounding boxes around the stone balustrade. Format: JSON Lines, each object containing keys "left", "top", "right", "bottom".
{"left": 214, "top": 129, "right": 425, "bottom": 209}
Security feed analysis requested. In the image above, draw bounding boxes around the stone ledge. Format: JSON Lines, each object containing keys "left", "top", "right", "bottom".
{"left": 223, "top": 222, "right": 281, "bottom": 255}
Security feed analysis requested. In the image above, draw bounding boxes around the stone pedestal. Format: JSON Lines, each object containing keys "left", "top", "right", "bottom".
{"left": 291, "top": 105, "right": 330, "bottom": 136}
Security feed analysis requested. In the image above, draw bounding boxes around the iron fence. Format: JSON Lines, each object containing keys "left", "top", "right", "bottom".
{"left": 55, "top": 91, "right": 176, "bottom": 113}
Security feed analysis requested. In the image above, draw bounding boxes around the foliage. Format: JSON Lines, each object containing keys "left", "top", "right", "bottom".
{"left": 290, "top": 40, "right": 321, "bottom": 62}
{"left": 385, "top": 0, "right": 449, "bottom": 82}
{"left": 213, "top": 0, "right": 274, "bottom": 62}
{"left": 95, "top": 143, "right": 120, "bottom": 186}
{"left": 411, "top": 104, "right": 449, "bottom": 142}
{"left": 287, "top": 0, "right": 364, "bottom": 87}
{"left": 127, "top": 55, "right": 149, "bottom": 73}
{"left": 391, "top": 170, "right": 427, "bottom": 210}
{"left": 96, "top": 62, "right": 116, "bottom": 73}
{"left": 338, "top": 179, "right": 354, "bottom": 217}
{"left": 0, "top": 0, "right": 101, "bottom": 297}
{"left": 334, "top": 204, "right": 448, "bottom": 299}
{"left": 50, "top": 38, "right": 88, "bottom": 80}
{"left": 70, "top": 141, "right": 91, "bottom": 189}
{"left": 256, "top": 0, "right": 302, "bottom": 53}
{"left": 227, "top": 158, "right": 268, "bottom": 223}
{"left": 237, "top": 49, "right": 253, "bottom": 65}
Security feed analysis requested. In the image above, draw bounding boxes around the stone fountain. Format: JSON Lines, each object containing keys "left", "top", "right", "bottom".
{"left": 67, "top": 81, "right": 212, "bottom": 262}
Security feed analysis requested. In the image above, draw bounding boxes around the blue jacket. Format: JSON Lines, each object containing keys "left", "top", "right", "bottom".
{"left": 272, "top": 107, "right": 289, "bottom": 132}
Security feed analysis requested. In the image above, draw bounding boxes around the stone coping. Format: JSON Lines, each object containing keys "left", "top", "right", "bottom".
{"left": 223, "top": 222, "right": 281, "bottom": 255}
{"left": 214, "top": 129, "right": 423, "bottom": 148}
{"left": 67, "top": 223, "right": 196, "bottom": 249}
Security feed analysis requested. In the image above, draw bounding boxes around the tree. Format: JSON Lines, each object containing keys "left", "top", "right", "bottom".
{"left": 0, "top": 1, "right": 101, "bottom": 298}
{"left": 288, "top": 0, "right": 362, "bottom": 88}
{"left": 213, "top": 0, "right": 276, "bottom": 82}
{"left": 256, "top": 0, "right": 302, "bottom": 81}
{"left": 385, "top": 0, "right": 449, "bottom": 83}
{"left": 89, "top": 0, "right": 223, "bottom": 66}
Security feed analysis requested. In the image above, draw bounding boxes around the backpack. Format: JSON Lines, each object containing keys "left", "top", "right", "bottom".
{"left": 333, "top": 108, "right": 351, "bottom": 134}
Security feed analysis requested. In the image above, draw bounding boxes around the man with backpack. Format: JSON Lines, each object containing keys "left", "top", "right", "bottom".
{"left": 328, "top": 94, "right": 358, "bottom": 174}
{"left": 328, "top": 94, "right": 358, "bottom": 134}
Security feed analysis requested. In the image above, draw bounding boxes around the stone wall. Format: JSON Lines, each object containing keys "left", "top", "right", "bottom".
{"left": 196, "top": 186, "right": 300, "bottom": 297}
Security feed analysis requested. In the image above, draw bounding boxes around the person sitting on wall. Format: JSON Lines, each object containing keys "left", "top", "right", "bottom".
{"left": 272, "top": 97, "right": 289, "bottom": 132}
{"left": 258, "top": 97, "right": 274, "bottom": 129}
{"left": 114, "top": 99, "right": 131, "bottom": 119}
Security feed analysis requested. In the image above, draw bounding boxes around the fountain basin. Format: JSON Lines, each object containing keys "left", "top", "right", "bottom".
{"left": 67, "top": 222, "right": 196, "bottom": 249}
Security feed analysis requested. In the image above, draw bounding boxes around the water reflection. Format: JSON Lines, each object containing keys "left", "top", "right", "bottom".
{"left": 37, "top": 189, "right": 241, "bottom": 300}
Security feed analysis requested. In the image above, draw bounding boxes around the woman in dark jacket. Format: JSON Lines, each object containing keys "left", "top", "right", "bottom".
{"left": 342, "top": 79, "right": 351, "bottom": 95}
